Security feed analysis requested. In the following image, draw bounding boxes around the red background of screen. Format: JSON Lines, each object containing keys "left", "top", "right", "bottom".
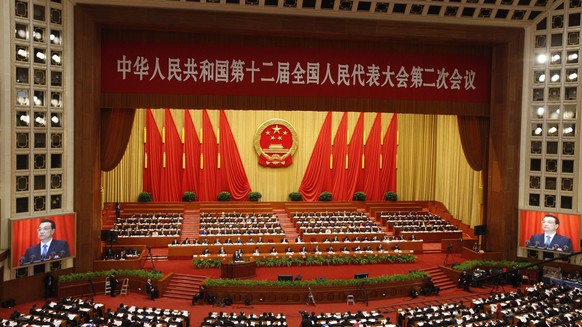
{"left": 519, "top": 210, "right": 580, "bottom": 252}
{"left": 11, "top": 214, "right": 76, "bottom": 267}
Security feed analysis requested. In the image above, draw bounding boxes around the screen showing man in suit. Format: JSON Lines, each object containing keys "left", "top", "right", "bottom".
{"left": 23, "top": 219, "right": 71, "bottom": 264}
{"left": 527, "top": 214, "right": 573, "bottom": 252}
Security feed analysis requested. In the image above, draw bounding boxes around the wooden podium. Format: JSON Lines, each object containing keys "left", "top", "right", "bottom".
{"left": 220, "top": 260, "right": 257, "bottom": 279}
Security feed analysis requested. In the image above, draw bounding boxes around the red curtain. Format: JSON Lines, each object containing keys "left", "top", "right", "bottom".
{"left": 182, "top": 110, "right": 200, "bottom": 197}
{"left": 343, "top": 113, "right": 364, "bottom": 201}
{"left": 199, "top": 110, "right": 220, "bottom": 201}
{"left": 518, "top": 210, "right": 580, "bottom": 252}
{"left": 298, "top": 112, "right": 333, "bottom": 201}
{"left": 159, "top": 109, "right": 183, "bottom": 201}
{"left": 11, "top": 214, "right": 76, "bottom": 267}
{"left": 359, "top": 113, "right": 383, "bottom": 200}
{"left": 220, "top": 110, "right": 252, "bottom": 200}
{"left": 381, "top": 114, "right": 398, "bottom": 193}
{"left": 458, "top": 116, "right": 489, "bottom": 172}
{"left": 143, "top": 109, "right": 163, "bottom": 201}
{"left": 101, "top": 108, "right": 136, "bottom": 172}
{"left": 331, "top": 113, "right": 348, "bottom": 201}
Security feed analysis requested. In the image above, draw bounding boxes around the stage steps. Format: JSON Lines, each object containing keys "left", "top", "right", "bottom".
{"left": 163, "top": 273, "right": 207, "bottom": 300}
{"left": 274, "top": 209, "right": 298, "bottom": 242}
{"left": 181, "top": 209, "right": 199, "bottom": 241}
{"left": 421, "top": 266, "right": 457, "bottom": 291}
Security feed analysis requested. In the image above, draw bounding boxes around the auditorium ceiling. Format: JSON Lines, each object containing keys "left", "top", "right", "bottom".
{"left": 75, "top": 0, "right": 555, "bottom": 27}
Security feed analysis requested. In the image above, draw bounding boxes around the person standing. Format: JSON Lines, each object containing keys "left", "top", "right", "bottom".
{"left": 145, "top": 278, "right": 157, "bottom": 300}
{"left": 109, "top": 272, "right": 118, "bottom": 297}
{"left": 44, "top": 272, "right": 55, "bottom": 299}
{"left": 115, "top": 202, "right": 121, "bottom": 220}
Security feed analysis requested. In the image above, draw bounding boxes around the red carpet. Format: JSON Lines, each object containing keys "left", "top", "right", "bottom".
{"left": 0, "top": 252, "right": 479, "bottom": 326}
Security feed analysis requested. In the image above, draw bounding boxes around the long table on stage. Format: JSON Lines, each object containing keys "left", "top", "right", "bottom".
{"left": 221, "top": 260, "right": 257, "bottom": 279}
{"left": 397, "top": 230, "right": 463, "bottom": 243}
{"left": 168, "top": 240, "right": 424, "bottom": 258}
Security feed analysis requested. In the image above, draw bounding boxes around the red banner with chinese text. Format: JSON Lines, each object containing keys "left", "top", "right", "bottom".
{"left": 101, "top": 41, "right": 491, "bottom": 103}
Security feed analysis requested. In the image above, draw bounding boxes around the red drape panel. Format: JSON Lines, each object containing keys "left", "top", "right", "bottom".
{"left": 101, "top": 108, "right": 136, "bottom": 172}
{"left": 298, "top": 112, "right": 333, "bottom": 201}
{"left": 182, "top": 110, "right": 200, "bottom": 197}
{"left": 159, "top": 109, "right": 183, "bottom": 201}
{"left": 11, "top": 214, "right": 76, "bottom": 267}
{"left": 143, "top": 109, "right": 163, "bottom": 201}
{"left": 381, "top": 114, "right": 398, "bottom": 193}
{"left": 359, "top": 113, "right": 383, "bottom": 200}
{"left": 331, "top": 113, "right": 348, "bottom": 201}
{"left": 199, "top": 110, "right": 220, "bottom": 201}
{"left": 219, "top": 110, "right": 251, "bottom": 200}
{"left": 457, "top": 116, "right": 489, "bottom": 171}
{"left": 342, "top": 112, "right": 364, "bottom": 201}
{"left": 518, "top": 210, "right": 580, "bottom": 252}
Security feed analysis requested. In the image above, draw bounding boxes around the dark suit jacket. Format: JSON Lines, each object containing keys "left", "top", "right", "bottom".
{"left": 528, "top": 233, "right": 573, "bottom": 252}
{"left": 23, "top": 239, "right": 71, "bottom": 264}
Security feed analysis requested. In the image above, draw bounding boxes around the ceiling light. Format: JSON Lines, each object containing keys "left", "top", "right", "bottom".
{"left": 51, "top": 53, "right": 61, "bottom": 64}
{"left": 548, "top": 126, "right": 557, "bottom": 134}
{"left": 20, "top": 114, "right": 30, "bottom": 124}
{"left": 35, "top": 116, "right": 46, "bottom": 126}
{"left": 564, "top": 127, "right": 573, "bottom": 134}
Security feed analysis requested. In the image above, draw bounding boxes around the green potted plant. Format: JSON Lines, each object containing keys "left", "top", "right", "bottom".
{"left": 384, "top": 191, "right": 398, "bottom": 201}
{"left": 319, "top": 191, "right": 332, "bottom": 201}
{"left": 137, "top": 192, "right": 153, "bottom": 202}
{"left": 248, "top": 191, "right": 262, "bottom": 201}
{"left": 217, "top": 191, "right": 232, "bottom": 201}
{"left": 353, "top": 192, "right": 366, "bottom": 201}
{"left": 289, "top": 192, "right": 302, "bottom": 201}
{"left": 182, "top": 192, "right": 196, "bottom": 202}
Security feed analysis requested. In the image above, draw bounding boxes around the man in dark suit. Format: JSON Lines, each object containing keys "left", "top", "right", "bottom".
{"left": 145, "top": 278, "right": 158, "bottom": 300}
{"left": 23, "top": 219, "right": 71, "bottom": 265}
{"left": 527, "top": 214, "right": 573, "bottom": 252}
{"left": 109, "top": 273, "right": 119, "bottom": 297}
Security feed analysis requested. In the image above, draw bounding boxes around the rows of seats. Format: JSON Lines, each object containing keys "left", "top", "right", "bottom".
{"left": 381, "top": 212, "right": 459, "bottom": 233}
{"left": 172, "top": 236, "right": 287, "bottom": 245}
{"left": 200, "top": 212, "right": 284, "bottom": 236}
{"left": 112, "top": 304, "right": 190, "bottom": 327}
{"left": 292, "top": 211, "right": 382, "bottom": 235}
{"left": 4, "top": 297, "right": 104, "bottom": 327}
{"left": 398, "top": 281, "right": 582, "bottom": 327}
{"left": 112, "top": 213, "right": 183, "bottom": 237}
{"left": 300, "top": 310, "right": 394, "bottom": 327}
{"left": 201, "top": 311, "right": 287, "bottom": 327}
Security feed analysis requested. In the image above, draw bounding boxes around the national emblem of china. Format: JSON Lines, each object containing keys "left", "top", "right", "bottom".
{"left": 254, "top": 118, "right": 298, "bottom": 167}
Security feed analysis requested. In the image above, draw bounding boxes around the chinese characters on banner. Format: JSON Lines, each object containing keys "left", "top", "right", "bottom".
{"left": 101, "top": 41, "right": 491, "bottom": 103}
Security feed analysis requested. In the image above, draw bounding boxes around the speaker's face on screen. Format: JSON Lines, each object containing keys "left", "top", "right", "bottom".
{"left": 541, "top": 216, "right": 558, "bottom": 233}
{"left": 37, "top": 221, "right": 55, "bottom": 242}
